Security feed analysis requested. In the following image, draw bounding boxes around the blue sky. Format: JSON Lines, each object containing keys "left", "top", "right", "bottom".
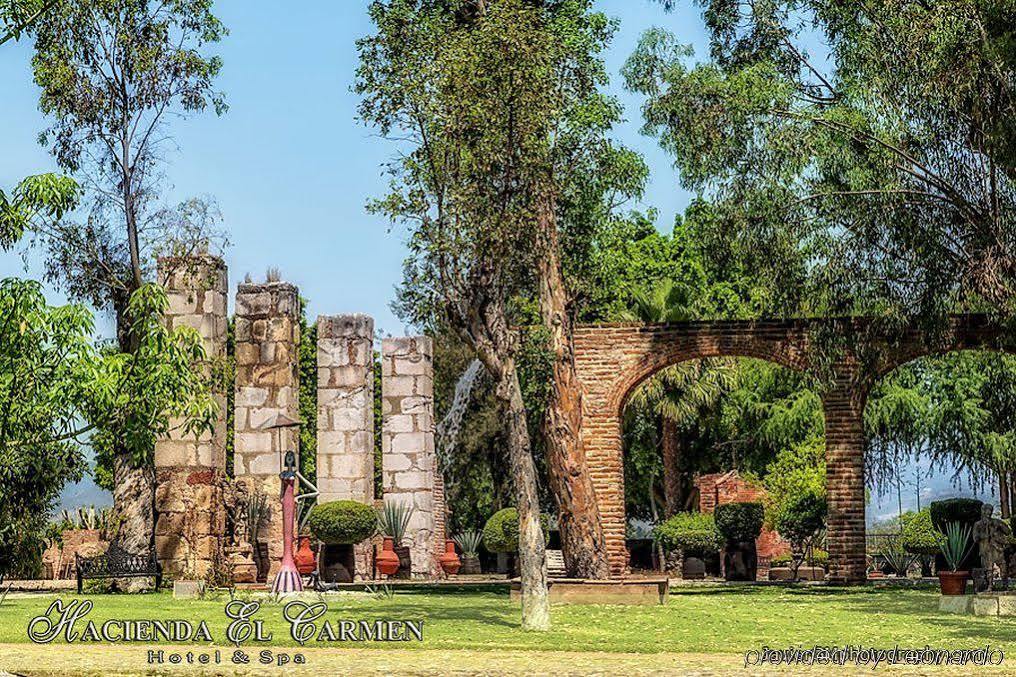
{"left": 0, "top": 0, "right": 698, "bottom": 336}
{"left": 1, "top": 1, "right": 994, "bottom": 513}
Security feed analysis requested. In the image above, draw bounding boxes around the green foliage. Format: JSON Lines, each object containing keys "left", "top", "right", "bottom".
{"left": 297, "top": 299, "right": 317, "bottom": 484}
{"left": 376, "top": 500, "right": 415, "bottom": 545}
{"left": 0, "top": 174, "right": 79, "bottom": 249}
{"left": 774, "top": 490, "right": 828, "bottom": 552}
{"left": 482, "top": 508, "right": 549, "bottom": 554}
{"left": 899, "top": 510, "right": 944, "bottom": 556}
{"left": 654, "top": 512, "right": 721, "bottom": 555}
{"left": 878, "top": 534, "right": 915, "bottom": 577}
{"left": 307, "top": 500, "right": 377, "bottom": 545}
{"left": 763, "top": 438, "right": 826, "bottom": 530}
{"left": 714, "top": 503, "right": 764, "bottom": 543}
{"left": 452, "top": 531, "right": 483, "bottom": 558}
{"left": 625, "top": 0, "right": 1016, "bottom": 321}
{"left": 929, "top": 499, "right": 984, "bottom": 531}
{"left": 940, "top": 522, "right": 975, "bottom": 572}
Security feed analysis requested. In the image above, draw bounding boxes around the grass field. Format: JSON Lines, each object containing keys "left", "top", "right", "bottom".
{"left": 0, "top": 584, "right": 1013, "bottom": 674}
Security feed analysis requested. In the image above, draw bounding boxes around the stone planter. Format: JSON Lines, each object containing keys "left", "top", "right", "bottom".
{"left": 394, "top": 544, "right": 412, "bottom": 579}
{"left": 723, "top": 540, "right": 758, "bottom": 581}
{"left": 459, "top": 555, "right": 481, "bottom": 575}
{"left": 228, "top": 546, "right": 258, "bottom": 584}
{"left": 682, "top": 557, "right": 706, "bottom": 580}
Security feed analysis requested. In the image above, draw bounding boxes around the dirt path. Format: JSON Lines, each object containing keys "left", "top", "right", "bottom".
{"left": 2, "top": 644, "right": 1016, "bottom": 676}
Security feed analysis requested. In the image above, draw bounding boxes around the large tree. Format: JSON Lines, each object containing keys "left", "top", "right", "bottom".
{"left": 624, "top": 0, "right": 1016, "bottom": 320}
{"left": 25, "top": 0, "right": 227, "bottom": 555}
{"left": 358, "top": 0, "right": 563, "bottom": 629}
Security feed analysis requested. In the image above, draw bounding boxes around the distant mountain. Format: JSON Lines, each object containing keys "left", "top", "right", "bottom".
{"left": 57, "top": 472, "right": 111, "bottom": 512}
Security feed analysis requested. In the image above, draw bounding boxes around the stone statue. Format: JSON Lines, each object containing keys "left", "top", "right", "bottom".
{"left": 973, "top": 504, "right": 1011, "bottom": 591}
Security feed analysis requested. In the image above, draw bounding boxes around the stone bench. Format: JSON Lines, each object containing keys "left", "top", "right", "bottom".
{"left": 510, "top": 578, "right": 668, "bottom": 605}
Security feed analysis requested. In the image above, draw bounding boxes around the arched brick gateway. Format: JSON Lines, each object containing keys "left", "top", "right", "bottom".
{"left": 573, "top": 315, "right": 1011, "bottom": 583}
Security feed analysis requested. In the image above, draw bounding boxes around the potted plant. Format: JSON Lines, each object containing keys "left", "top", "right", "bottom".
{"left": 773, "top": 489, "right": 827, "bottom": 582}
{"left": 307, "top": 500, "right": 377, "bottom": 582}
{"left": 453, "top": 531, "right": 483, "bottom": 574}
{"left": 938, "top": 521, "right": 974, "bottom": 595}
{"left": 482, "top": 508, "right": 549, "bottom": 577}
{"left": 878, "top": 533, "right": 914, "bottom": 578}
{"left": 930, "top": 498, "right": 982, "bottom": 572}
{"left": 376, "top": 500, "right": 415, "bottom": 578}
{"left": 654, "top": 512, "right": 721, "bottom": 579}
{"left": 233, "top": 491, "right": 267, "bottom": 583}
{"left": 714, "top": 502, "right": 764, "bottom": 581}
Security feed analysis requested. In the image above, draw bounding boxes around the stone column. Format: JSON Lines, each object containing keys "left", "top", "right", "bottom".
{"left": 234, "top": 281, "right": 300, "bottom": 580}
{"left": 823, "top": 376, "right": 867, "bottom": 585}
{"left": 317, "top": 314, "right": 375, "bottom": 579}
{"left": 381, "top": 336, "right": 440, "bottom": 578}
{"left": 154, "top": 256, "right": 228, "bottom": 579}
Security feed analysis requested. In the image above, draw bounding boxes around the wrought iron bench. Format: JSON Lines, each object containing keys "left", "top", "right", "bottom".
{"left": 75, "top": 543, "right": 162, "bottom": 593}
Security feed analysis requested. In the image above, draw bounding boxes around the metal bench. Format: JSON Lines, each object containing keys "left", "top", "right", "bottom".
{"left": 75, "top": 543, "right": 162, "bottom": 593}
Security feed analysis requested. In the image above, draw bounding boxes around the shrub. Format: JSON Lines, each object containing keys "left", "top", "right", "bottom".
{"left": 771, "top": 549, "right": 828, "bottom": 568}
{"left": 714, "top": 502, "right": 764, "bottom": 543}
{"left": 775, "top": 490, "right": 827, "bottom": 550}
{"left": 929, "top": 498, "right": 983, "bottom": 531}
{"left": 654, "top": 512, "right": 721, "bottom": 555}
{"left": 899, "top": 509, "right": 943, "bottom": 555}
{"left": 482, "top": 508, "right": 549, "bottom": 553}
{"left": 306, "top": 500, "right": 376, "bottom": 544}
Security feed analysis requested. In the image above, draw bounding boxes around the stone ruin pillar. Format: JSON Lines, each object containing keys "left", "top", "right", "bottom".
{"left": 154, "top": 256, "right": 228, "bottom": 579}
{"left": 317, "top": 314, "right": 375, "bottom": 579}
{"left": 381, "top": 336, "right": 443, "bottom": 578}
{"left": 233, "top": 281, "right": 300, "bottom": 580}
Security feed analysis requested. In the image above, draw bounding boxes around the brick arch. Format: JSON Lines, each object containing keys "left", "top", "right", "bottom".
{"left": 573, "top": 314, "right": 1008, "bottom": 583}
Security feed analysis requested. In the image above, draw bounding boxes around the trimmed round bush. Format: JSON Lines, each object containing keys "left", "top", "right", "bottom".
{"left": 482, "top": 508, "right": 549, "bottom": 553}
{"left": 900, "top": 509, "right": 944, "bottom": 555}
{"left": 714, "top": 502, "right": 764, "bottom": 543}
{"left": 654, "top": 512, "right": 721, "bottom": 555}
{"left": 307, "top": 500, "right": 376, "bottom": 544}
{"left": 775, "top": 490, "right": 827, "bottom": 547}
{"left": 929, "top": 498, "right": 983, "bottom": 531}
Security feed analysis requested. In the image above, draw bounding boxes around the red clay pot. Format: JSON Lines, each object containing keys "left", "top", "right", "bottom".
{"left": 295, "top": 536, "right": 316, "bottom": 576}
{"left": 439, "top": 540, "right": 462, "bottom": 576}
{"left": 938, "top": 570, "right": 969, "bottom": 596}
{"left": 377, "top": 537, "right": 401, "bottom": 576}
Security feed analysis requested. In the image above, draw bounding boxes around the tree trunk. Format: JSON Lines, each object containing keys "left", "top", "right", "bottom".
{"left": 1009, "top": 474, "right": 1016, "bottom": 517}
{"left": 662, "top": 417, "right": 682, "bottom": 518}
{"left": 109, "top": 305, "right": 154, "bottom": 568}
{"left": 535, "top": 199, "right": 610, "bottom": 579}
{"left": 497, "top": 366, "right": 550, "bottom": 631}
{"left": 1001, "top": 472, "right": 1012, "bottom": 520}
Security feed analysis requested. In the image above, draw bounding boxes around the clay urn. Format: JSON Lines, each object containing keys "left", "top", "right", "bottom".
{"left": 295, "top": 535, "right": 316, "bottom": 576}
{"left": 377, "top": 537, "right": 401, "bottom": 576}
{"left": 439, "top": 539, "right": 462, "bottom": 576}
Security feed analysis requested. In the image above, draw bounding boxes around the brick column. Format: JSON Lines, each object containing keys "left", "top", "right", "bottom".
{"left": 381, "top": 337, "right": 440, "bottom": 578}
{"left": 234, "top": 281, "right": 300, "bottom": 579}
{"left": 154, "top": 256, "right": 228, "bottom": 578}
{"left": 317, "top": 314, "right": 375, "bottom": 579}
{"left": 583, "top": 413, "right": 628, "bottom": 577}
{"left": 823, "top": 378, "right": 867, "bottom": 585}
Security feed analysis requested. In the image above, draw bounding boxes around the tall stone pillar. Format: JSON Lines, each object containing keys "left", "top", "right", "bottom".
{"left": 234, "top": 281, "right": 300, "bottom": 579}
{"left": 154, "top": 256, "right": 228, "bottom": 578}
{"left": 823, "top": 376, "right": 867, "bottom": 585}
{"left": 317, "top": 314, "right": 375, "bottom": 579}
{"left": 381, "top": 336, "right": 441, "bottom": 578}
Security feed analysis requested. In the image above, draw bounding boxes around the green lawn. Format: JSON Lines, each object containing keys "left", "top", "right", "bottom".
{"left": 1, "top": 584, "right": 1013, "bottom": 654}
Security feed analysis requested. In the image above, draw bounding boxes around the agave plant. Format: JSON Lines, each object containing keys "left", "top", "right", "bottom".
{"left": 939, "top": 521, "right": 974, "bottom": 572}
{"left": 878, "top": 533, "right": 914, "bottom": 577}
{"left": 243, "top": 492, "right": 269, "bottom": 549}
{"left": 452, "top": 531, "right": 483, "bottom": 558}
{"left": 376, "top": 500, "right": 415, "bottom": 545}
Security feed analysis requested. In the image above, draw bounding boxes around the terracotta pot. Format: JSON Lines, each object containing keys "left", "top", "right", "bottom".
{"left": 377, "top": 537, "right": 400, "bottom": 576}
{"left": 295, "top": 536, "right": 316, "bottom": 576}
{"left": 939, "top": 570, "right": 969, "bottom": 596}
{"left": 439, "top": 540, "right": 462, "bottom": 576}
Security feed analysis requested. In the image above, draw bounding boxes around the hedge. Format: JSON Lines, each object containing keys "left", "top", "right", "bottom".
{"left": 929, "top": 498, "right": 983, "bottom": 531}
{"left": 654, "top": 512, "right": 721, "bottom": 555}
{"left": 482, "top": 508, "right": 549, "bottom": 553}
{"left": 714, "top": 502, "right": 764, "bottom": 543}
{"left": 900, "top": 509, "right": 943, "bottom": 555}
{"left": 307, "top": 500, "right": 376, "bottom": 544}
